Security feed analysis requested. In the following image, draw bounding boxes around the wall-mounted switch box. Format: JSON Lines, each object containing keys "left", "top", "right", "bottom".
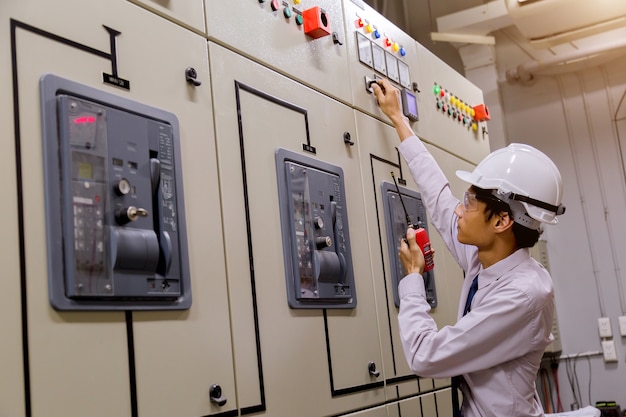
{"left": 598, "top": 317, "right": 612, "bottom": 338}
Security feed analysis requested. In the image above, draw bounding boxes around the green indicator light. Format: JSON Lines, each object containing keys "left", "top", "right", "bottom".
{"left": 295, "top": 14, "right": 303, "bottom": 25}
{"left": 433, "top": 84, "right": 441, "bottom": 95}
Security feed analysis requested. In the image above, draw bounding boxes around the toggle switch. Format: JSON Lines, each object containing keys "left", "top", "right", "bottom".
{"left": 115, "top": 206, "right": 149, "bottom": 225}
{"left": 365, "top": 76, "right": 384, "bottom": 95}
{"left": 365, "top": 76, "right": 375, "bottom": 94}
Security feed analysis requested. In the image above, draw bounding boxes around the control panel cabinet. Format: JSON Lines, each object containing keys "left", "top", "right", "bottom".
{"left": 276, "top": 148, "right": 356, "bottom": 309}
{"left": 41, "top": 74, "right": 191, "bottom": 310}
{"left": 381, "top": 181, "right": 437, "bottom": 308}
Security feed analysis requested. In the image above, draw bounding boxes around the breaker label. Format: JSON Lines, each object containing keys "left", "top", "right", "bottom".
{"left": 102, "top": 73, "right": 130, "bottom": 90}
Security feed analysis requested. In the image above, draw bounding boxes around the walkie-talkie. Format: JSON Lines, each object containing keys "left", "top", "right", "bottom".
{"left": 391, "top": 172, "right": 434, "bottom": 272}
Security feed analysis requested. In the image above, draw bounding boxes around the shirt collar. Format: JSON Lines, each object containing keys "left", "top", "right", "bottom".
{"left": 477, "top": 248, "right": 531, "bottom": 289}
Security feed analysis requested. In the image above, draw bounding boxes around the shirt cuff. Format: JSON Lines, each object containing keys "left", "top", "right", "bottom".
{"left": 398, "top": 272, "right": 426, "bottom": 299}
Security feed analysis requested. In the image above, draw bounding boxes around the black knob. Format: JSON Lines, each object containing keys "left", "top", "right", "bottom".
{"left": 316, "top": 236, "right": 332, "bottom": 249}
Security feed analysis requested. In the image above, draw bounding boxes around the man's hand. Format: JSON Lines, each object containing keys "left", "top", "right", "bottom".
{"left": 371, "top": 79, "right": 403, "bottom": 122}
{"left": 399, "top": 227, "right": 425, "bottom": 276}
{"left": 371, "top": 79, "right": 415, "bottom": 142}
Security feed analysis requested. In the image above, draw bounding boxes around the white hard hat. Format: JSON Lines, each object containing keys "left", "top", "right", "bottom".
{"left": 456, "top": 143, "right": 566, "bottom": 229}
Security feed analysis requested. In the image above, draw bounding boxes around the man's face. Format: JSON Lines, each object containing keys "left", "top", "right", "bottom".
{"left": 454, "top": 188, "right": 494, "bottom": 247}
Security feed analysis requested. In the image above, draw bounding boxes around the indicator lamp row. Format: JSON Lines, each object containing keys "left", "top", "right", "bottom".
{"left": 355, "top": 18, "right": 406, "bottom": 56}
{"left": 433, "top": 83, "right": 476, "bottom": 117}
{"left": 436, "top": 100, "right": 477, "bottom": 129}
{"left": 260, "top": 0, "right": 305, "bottom": 23}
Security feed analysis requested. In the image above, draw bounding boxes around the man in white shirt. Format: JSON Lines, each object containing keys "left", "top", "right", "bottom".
{"left": 371, "top": 79, "right": 566, "bottom": 417}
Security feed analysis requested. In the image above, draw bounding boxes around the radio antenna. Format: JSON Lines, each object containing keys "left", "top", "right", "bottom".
{"left": 391, "top": 172, "right": 415, "bottom": 228}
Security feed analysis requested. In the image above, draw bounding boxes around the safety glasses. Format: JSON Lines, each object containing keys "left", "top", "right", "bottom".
{"left": 463, "top": 191, "right": 479, "bottom": 212}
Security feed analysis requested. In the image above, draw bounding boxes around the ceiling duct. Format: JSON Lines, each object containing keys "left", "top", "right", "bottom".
{"left": 505, "top": 0, "right": 626, "bottom": 47}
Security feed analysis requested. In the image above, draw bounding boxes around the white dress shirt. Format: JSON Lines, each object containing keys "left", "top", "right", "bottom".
{"left": 397, "top": 136, "right": 555, "bottom": 417}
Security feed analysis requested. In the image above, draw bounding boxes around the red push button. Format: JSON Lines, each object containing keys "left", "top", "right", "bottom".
{"left": 303, "top": 6, "right": 331, "bottom": 39}
{"left": 473, "top": 104, "right": 490, "bottom": 121}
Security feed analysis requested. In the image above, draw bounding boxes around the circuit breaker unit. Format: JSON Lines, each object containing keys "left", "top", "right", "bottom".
{"left": 275, "top": 148, "right": 356, "bottom": 309}
{"left": 381, "top": 181, "right": 437, "bottom": 308}
{"left": 40, "top": 74, "right": 191, "bottom": 310}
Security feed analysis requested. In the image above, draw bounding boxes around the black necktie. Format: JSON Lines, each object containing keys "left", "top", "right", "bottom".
{"left": 463, "top": 275, "right": 479, "bottom": 315}
{"left": 452, "top": 275, "right": 479, "bottom": 417}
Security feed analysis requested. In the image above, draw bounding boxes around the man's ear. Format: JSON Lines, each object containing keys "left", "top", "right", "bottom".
{"left": 493, "top": 212, "right": 514, "bottom": 233}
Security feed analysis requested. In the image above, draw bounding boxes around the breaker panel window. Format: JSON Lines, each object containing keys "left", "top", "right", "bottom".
{"left": 40, "top": 74, "right": 191, "bottom": 310}
{"left": 381, "top": 181, "right": 437, "bottom": 308}
{"left": 275, "top": 148, "right": 356, "bottom": 309}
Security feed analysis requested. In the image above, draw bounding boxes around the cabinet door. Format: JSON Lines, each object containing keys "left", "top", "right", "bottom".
{"left": 4, "top": 1, "right": 236, "bottom": 416}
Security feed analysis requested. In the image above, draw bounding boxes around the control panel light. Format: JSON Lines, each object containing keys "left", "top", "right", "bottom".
{"left": 356, "top": 18, "right": 364, "bottom": 28}
{"left": 384, "top": 37, "right": 392, "bottom": 47}
{"left": 399, "top": 47, "right": 406, "bottom": 56}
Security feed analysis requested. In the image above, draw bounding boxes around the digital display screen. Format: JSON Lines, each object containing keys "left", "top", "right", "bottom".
{"left": 401, "top": 89, "right": 418, "bottom": 121}
{"left": 405, "top": 91, "right": 417, "bottom": 114}
{"left": 78, "top": 161, "right": 93, "bottom": 180}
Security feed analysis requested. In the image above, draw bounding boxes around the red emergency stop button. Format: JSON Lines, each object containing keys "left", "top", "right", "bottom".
{"left": 303, "top": 6, "right": 331, "bottom": 39}
{"left": 473, "top": 104, "right": 490, "bottom": 122}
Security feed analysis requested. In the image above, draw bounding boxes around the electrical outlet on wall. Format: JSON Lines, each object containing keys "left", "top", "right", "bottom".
{"left": 601, "top": 340, "right": 618, "bottom": 362}
{"left": 618, "top": 316, "right": 626, "bottom": 337}
{"left": 598, "top": 317, "right": 612, "bottom": 338}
